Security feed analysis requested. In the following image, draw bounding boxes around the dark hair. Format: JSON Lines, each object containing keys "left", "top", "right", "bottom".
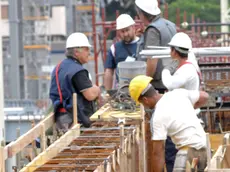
{"left": 138, "top": 86, "right": 157, "bottom": 101}
{"left": 136, "top": 6, "right": 156, "bottom": 22}
{"left": 172, "top": 47, "right": 188, "bottom": 59}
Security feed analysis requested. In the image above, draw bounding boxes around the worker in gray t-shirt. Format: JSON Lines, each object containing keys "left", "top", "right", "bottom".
{"left": 135, "top": 0, "right": 176, "bottom": 93}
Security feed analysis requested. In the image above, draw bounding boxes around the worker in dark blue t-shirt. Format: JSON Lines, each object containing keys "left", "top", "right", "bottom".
{"left": 104, "top": 14, "right": 139, "bottom": 90}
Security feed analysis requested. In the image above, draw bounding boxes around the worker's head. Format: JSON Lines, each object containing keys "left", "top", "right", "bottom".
{"left": 129, "top": 75, "right": 159, "bottom": 109}
{"left": 116, "top": 14, "right": 136, "bottom": 43}
{"left": 65, "top": 32, "right": 91, "bottom": 64}
{"left": 168, "top": 32, "right": 192, "bottom": 60}
{"left": 135, "top": 0, "right": 161, "bottom": 26}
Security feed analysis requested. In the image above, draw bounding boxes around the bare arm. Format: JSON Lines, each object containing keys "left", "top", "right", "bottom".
{"left": 186, "top": 90, "right": 209, "bottom": 108}
{"left": 194, "top": 91, "right": 209, "bottom": 109}
{"left": 151, "top": 140, "right": 165, "bottom": 172}
{"left": 104, "top": 68, "right": 114, "bottom": 90}
{"left": 146, "top": 58, "right": 158, "bottom": 77}
{"left": 82, "top": 85, "right": 100, "bottom": 101}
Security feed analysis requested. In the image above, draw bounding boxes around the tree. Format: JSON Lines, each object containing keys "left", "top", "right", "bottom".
{"left": 164, "top": 0, "right": 220, "bottom": 23}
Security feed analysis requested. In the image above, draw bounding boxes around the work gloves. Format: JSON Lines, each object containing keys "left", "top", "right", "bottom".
{"left": 164, "top": 60, "right": 179, "bottom": 75}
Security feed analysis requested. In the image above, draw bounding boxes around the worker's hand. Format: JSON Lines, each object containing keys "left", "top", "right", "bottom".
{"left": 136, "top": 27, "right": 145, "bottom": 37}
{"left": 164, "top": 60, "right": 179, "bottom": 75}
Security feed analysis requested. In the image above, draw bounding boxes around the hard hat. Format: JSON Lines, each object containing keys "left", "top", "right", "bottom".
{"left": 116, "top": 14, "right": 135, "bottom": 30}
{"left": 66, "top": 32, "right": 91, "bottom": 48}
{"left": 129, "top": 75, "right": 153, "bottom": 103}
{"left": 168, "top": 32, "right": 192, "bottom": 50}
{"left": 135, "top": 0, "right": 161, "bottom": 16}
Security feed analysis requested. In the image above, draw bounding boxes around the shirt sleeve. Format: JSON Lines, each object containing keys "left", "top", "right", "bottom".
{"left": 144, "top": 27, "right": 160, "bottom": 49}
{"left": 150, "top": 112, "right": 167, "bottom": 141}
{"left": 162, "top": 66, "right": 193, "bottom": 90}
{"left": 72, "top": 70, "right": 93, "bottom": 92}
{"left": 104, "top": 45, "right": 116, "bottom": 69}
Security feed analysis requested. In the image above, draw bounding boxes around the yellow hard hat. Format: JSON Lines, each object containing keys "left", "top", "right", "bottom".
{"left": 129, "top": 75, "right": 153, "bottom": 103}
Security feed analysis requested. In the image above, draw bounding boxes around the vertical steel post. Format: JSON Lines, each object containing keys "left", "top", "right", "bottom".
{"left": 92, "top": 0, "right": 98, "bottom": 85}
{"left": 9, "top": 0, "right": 23, "bottom": 99}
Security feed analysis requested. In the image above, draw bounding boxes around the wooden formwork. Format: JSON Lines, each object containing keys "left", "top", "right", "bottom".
{"left": 20, "top": 120, "right": 145, "bottom": 172}
{"left": 205, "top": 133, "right": 230, "bottom": 171}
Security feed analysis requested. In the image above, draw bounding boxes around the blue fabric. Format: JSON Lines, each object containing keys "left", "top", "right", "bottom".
{"left": 104, "top": 41, "right": 137, "bottom": 81}
{"left": 49, "top": 58, "right": 93, "bottom": 124}
{"left": 165, "top": 136, "right": 178, "bottom": 172}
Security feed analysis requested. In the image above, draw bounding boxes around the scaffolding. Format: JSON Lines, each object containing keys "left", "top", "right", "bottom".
{"left": 22, "top": 0, "right": 51, "bottom": 108}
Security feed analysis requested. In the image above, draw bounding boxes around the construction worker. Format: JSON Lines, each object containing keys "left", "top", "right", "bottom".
{"left": 129, "top": 75, "right": 208, "bottom": 172}
{"left": 135, "top": 0, "right": 176, "bottom": 93}
{"left": 162, "top": 32, "right": 205, "bottom": 127}
{"left": 104, "top": 14, "right": 139, "bottom": 90}
{"left": 162, "top": 32, "right": 201, "bottom": 91}
{"left": 49, "top": 32, "right": 100, "bottom": 130}
{"left": 135, "top": 1, "right": 177, "bottom": 170}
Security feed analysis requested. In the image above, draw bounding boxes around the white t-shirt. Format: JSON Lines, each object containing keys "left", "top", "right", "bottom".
{"left": 150, "top": 89, "right": 206, "bottom": 150}
{"left": 162, "top": 62, "right": 200, "bottom": 91}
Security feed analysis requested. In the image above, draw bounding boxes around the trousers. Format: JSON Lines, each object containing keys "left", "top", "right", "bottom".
{"left": 173, "top": 147, "right": 207, "bottom": 172}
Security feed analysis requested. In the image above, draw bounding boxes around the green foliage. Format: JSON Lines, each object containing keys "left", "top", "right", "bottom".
{"left": 164, "top": 0, "right": 220, "bottom": 23}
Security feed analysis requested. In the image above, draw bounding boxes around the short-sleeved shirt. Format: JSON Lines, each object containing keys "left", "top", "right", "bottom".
{"left": 72, "top": 70, "right": 92, "bottom": 92}
{"left": 104, "top": 37, "right": 139, "bottom": 81}
{"left": 104, "top": 37, "right": 139, "bottom": 69}
{"left": 71, "top": 61, "right": 95, "bottom": 117}
{"left": 150, "top": 89, "right": 206, "bottom": 150}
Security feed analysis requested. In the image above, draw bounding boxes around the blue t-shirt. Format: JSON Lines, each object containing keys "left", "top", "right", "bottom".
{"left": 104, "top": 37, "right": 139, "bottom": 81}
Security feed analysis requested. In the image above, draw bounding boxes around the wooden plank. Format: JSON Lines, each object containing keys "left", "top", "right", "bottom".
{"left": 140, "top": 104, "right": 147, "bottom": 172}
{"left": 73, "top": 93, "right": 78, "bottom": 125}
{"left": 5, "top": 112, "right": 54, "bottom": 159}
{"left": 205, "top": 145, "right": 223, "bottom": 171}
{"left": 20, "top": 124, "right": 80, "bottom": 172}
{"left": 0, "top": 147, "right": 5, "bottom": 172}
{"left": 223, "top": 145, "right": 230, "bottom": 168}
{"left": 209, "top": 134, "right": 225, "bottom": 151}
{"left": 90, "top": 104, "right": 141, "bottom": 121}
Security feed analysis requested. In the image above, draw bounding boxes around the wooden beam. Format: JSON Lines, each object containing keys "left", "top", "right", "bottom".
{"left": 73, "top": 93, "right": 78, "bottom": 125}
{"left": 0, "top": 147, "right": 5, "bottom": 172}
{"left": 20, "top": 124, "right": 80, "bottom": 172}
{"left": 5, "top": 112, "right": 54, "bottom": 159}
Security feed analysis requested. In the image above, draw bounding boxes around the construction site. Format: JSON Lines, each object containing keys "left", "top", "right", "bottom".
{"left": 0, "top": 0, "right": 230, "bottom": 171}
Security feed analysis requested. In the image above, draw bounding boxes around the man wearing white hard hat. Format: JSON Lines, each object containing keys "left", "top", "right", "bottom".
{"left": 135, "top": 0, "right": 176, "bottom": 93}
{"left": 162, "top": 32, "right": 202, "bottom": 91}
{"left": 135, "top": 0, "right": 178, "bottom": 171}
{"left": 104, "top": 14, "right": 139, "bottom": 90}
{"left": 50, "top": 32, "right": 100, "bottom": 130}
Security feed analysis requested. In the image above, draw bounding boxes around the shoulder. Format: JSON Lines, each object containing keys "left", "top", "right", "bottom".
{"left": 178, "top": 64, "right": 198, "bottom": 74}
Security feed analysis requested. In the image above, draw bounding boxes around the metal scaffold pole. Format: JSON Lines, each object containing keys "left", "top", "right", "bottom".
{"left": 139, "top": 46, "right": 230, "bottom": 59}
{"left": 0, "top": 0, "right": 5, "bottom": 144}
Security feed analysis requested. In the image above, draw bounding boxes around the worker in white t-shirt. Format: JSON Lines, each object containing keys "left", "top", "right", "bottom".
{"left": 129, "top": 75, "right": 208, "bottom": 172}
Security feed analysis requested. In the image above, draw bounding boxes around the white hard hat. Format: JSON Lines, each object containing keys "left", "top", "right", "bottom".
{"left": 168, "top": 32, "right": 192, "bottom": 50}
{"left": 66, "top": 32, "right": 91, "bottom": 48}
{"left": 116, "top": 14, "right": 135, "bottom": 30}
{"left": 135, "top": 0, "right": 161, "bottom": 16}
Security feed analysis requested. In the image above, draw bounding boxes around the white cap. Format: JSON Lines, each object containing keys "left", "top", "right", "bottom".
{"left": 168, "top": 32, "right": 192, "bottom": 50}
{"left": 135, "top": 0, "right": 161, "bottom": 15}
{"left": 116, "top": 14, "right": 135, "bottom": 30}
{"left": 66, "top": 32, "right": 91, "bottom": 48}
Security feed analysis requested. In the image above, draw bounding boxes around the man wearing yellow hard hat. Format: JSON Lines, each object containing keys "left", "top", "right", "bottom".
{"left": 129, "top": 75, "right": 209, "bottom": 171}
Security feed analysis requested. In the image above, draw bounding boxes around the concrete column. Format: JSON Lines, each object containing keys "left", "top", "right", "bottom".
{"left": 0, "top": 0, "right": 5, "bottom": 144}
{"left": 9, "top": 0, "right": 24, "bottom": 99}
{"left": 65, "top": 0, "right": 76, "bottom": 36}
